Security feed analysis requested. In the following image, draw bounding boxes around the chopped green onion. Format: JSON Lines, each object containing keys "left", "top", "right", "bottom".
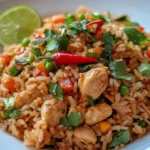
{"left": 120, "top": 85, "right": 129, "bottom": 96}
{"left": 21, "top": 38, "right": 30, "bottom": 47}
{"left": 10, "top": 66, "right": 20, "bottom": 76}
{"left": 45, "top": 62, "right": 55, "bottom": 72}
{"left": 32, "top": 47, "right": 42, "bottom": 57}
{"left": 28, "top": 55, "right": 35, "bottom": 63}
{"left": 136, "top": 119, "right": 147, "bottom": 128}
{"left": 2, "top": 112, "right": 10, "bottom": 120}
{"left": 78, "top": 13, "right": 85, "bottom": 20}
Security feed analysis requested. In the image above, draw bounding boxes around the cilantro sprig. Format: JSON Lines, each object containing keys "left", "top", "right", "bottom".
{"left": 124, "top": 27, "right": 148, "bottom": 45}
{"left": 109, "top": 60, "right": 134, "bottom": 80}
{"left": 59, "top": 112, "right": 81, "bottom": 129}
{"left": 138, "top": 63, "right": 150, "bottom": 77}
{"left": 109, "top": 130, "right": 130, "bottom": 148}
{"left": 99, "top": 32, "right": 115, "bottom": 65}
{"left": 49, "top": 82, "right": 63, "bottom": 100}
{"left": 2, "top": 97, "right": 21, "bottom": 120}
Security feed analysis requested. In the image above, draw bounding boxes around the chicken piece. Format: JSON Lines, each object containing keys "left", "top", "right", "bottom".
{"left": 14, "top": 88, "right": 42, "bottom": 108}
{"left": 41, "top": 99, "right": 68, "bottom": 127}
{"left": 73, "top": 126, "right": 96, "bottom": 144}
{"left": 78, "top": 67, "right": 108, "bottom": 100}
{"left": 85, "top": 103, "right": 112, "bottom": 125}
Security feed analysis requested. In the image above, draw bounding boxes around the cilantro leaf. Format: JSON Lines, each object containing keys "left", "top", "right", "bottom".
{"left": 78, "top": 63, "right": 94, "bottom": 72}
{"left": 9, "top": 109, "right": 21, "bottom": 119}
{"left": 3, "top": 97, "right": 20, "bottom": 120}
{"left": 65, "top": 13, "right": 75, "bottom": 25}
{"left": 32, "top": 47, "right": 42, "bottom": 57}
{"left": 125, "top": 21, "right": 140, "bottom": 27}
{"left": 3, "top": 96, "right": 15, "bottom": 112}
{"left": 138, "top": 63, "right": 150, "bottom": 77}
{"left": 32, "top": 29, "right": 56, "bottom": 45}
{"left": 85, "top": 52, "right": 99, "bottom": 58}
{"left": 49, "top": 82, "right": 63, "bottom": 100}
{"left": 109, "top": 130, "right": 130, "bottom": 148}
{"left": 100, "top": 32, "right": 115, "bottom": 64}
{"left": 60, "top": 112, "right": 81, "bottom": 128}
{"left": 92, "top": 13, "right": 110, "bottom": 23}
{"left": 14, "top": 58, "right": 29, "bottom": 65}
{"left": 109, "top": 60, "right": 134, "bottom": 80}
{"left": 87, "top": 96, "right": 94, "bottom": 106}
{"left": 124, "top": 28, "right": 148, "bottom": 45}
{"left": 68, "top": 112, "right": 81, "bottom": 126}
{"left": 46, "top": 29, "right": 69, "bottom": 51}
{"left": 136, "top": 119, "right": 147, "bottom": 128}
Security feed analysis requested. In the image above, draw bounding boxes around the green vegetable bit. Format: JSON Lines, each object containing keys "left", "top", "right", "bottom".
{"left": 125, "top": 21, "right": 140, "bottom": 27}
{"left": 3, "top": 96, "right": 14, "bottom": 112}
{"left": 92, "top": 13, "right": 110, "bottom": 23}
{"left": 28, "top": 54, "right": 35, "bottom": 63}
{"left": 10, "top": 66, "right": 20, "bottom": 76}
{"left": 87, "top": 96, "right": 94, "bottom": 106}
{"left": 120, "top": 85, "right": 129, "bottom": 96}
{"left": 14, "top": 58, "right": 29, "bottom": 65}
{"left": 65, "top": 13, "right": 75, "bottom": 25}
{"left": 32, "top": 47, "right": 42, "bottom": 57}
{"left": 124, "top": 27, "right": 148, "bottom": 45}
{"left": 109, "top": 60, "right": 134, "bottom": 80}
{"left": 99, "top": 32, "right": 115, "bottom": 64}
{"left": 49, "top": 82, "right": 63, "bottom": 100}
{"left": 3, "top": 96, "right": 20, "bottom": 120}
{"left": 60, "top": 112, "right": 81, "bottom": 129}
{"left": 21, "top": 38, "right": 30, "bottom": 47}
{"left": 114, "top": 15, "right": 128, "bottom": 21}
{"left": 45, "top": 62, "right": 55, "bottom": 72}
{"left": 85, "top": 52, "right": 99, "bottom": 59}
{"left": 0, "top": 67, "right": 3, "bottom": 73}
{"left": 138, "top": 63, "right": 150, "bottom": 77}
{"left": 136, "top": 119, "right": 147, "bottom": 128}
{"left": 109, "top": 130, "right": 130, "bottom": 148}
{"left": 78, "top": 63, "right": 94, "bottom": 72}
{"left": 78, "top": 13, "right": 85, "bottom": 20}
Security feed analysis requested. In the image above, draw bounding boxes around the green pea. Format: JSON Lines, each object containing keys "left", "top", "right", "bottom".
{"left": 120, "top": 85, "right": 129, "bottom": 96}
{"left": 28, "top": 55, "right": 35, "bottom": 63}
{"left": 78, "top": 13, "right": 85, "bottom": 20}
{"left": 45, "top": 62, "right": 55, "bottom": 72}
{"left": 21, "top": 38, "right": 30, "bottom": 47}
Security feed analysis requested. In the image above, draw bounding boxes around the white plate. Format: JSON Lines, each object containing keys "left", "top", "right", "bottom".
{"left": 0, "top": 0, "right": 150, "bottom": 150}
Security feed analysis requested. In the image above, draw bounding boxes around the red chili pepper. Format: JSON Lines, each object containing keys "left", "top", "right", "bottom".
{"left": 86, "top": 20, "right": 104, "bottom": 34}
{"left": 60, "top": 78, "right": 74, "bottom": 93}
{"left": 53, "top": 53, "right": 98, "bottom": 64}
{"left": 136, "top": 26, "right": 144, "bottom": 32}
{"left": 146, "top": 50, "right": 150, "bottom": 57}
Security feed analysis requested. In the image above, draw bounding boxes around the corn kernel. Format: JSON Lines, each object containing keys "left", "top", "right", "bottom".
{"left": 99, "top": 121, "right": 111, "bottom": 134}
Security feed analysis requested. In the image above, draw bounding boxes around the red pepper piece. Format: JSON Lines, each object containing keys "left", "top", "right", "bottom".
{"left": 86, "top": 20, "right": 104, "bottom": 34}
{"left": 60, "top": 78, "right": 74, "bottom": 93}
{"left": 53, "top": 53, "right": 98, "bottom": 64}
{"left": 146, "top": 50, "right": 150, "bottom": 57}
{"left": 0, "top": 55, "right": 12, "bottom": 64}
{"left": 33, "top": 32, "right": 44, "bottom": 39}
{"left": 136, "top": 26, "right": 144, "bottom": 32}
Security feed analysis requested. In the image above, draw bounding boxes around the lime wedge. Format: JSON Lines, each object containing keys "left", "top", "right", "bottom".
{"left": 0, "top": 5, "right": 42, "bottom": 45}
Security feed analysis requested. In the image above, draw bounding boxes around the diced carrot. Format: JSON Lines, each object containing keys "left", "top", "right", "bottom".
{"left": 60, "top": 78, "right": 74, "bottom": 93}
{"left": 136, "top": 26, "right": 144, "bottom": 32}
{"left": 99, "top": 121, "right": 111, "bottom": 134}
{"left": 52, "top": 15, "right": 64, "bottom": 24}
{"left": 0, "top": 55, "right": 12, "bottom": 64}
{"left": 3, "top": 78, "right": 16, "bottom": 92}
{"left": 146, "top": 50, "right": 150, "bottom": 57}
{"left": 35, "top": 63, "right": 49, "bottom": 76}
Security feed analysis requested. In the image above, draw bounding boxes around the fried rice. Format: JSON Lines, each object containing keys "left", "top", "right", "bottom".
{"left": 0, "top": 6, "right": 150, "bottom": 150}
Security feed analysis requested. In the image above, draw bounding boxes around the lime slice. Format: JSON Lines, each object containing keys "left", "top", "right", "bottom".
{"left": 0, "top": 5, "right": 42, "bottom": 45}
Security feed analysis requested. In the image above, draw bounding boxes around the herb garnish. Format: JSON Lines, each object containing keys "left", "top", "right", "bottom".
{"left": 124, "top": 27, "right": 148, "bottom": 45}
{"left": 136, "top": 119, "right": 147, "bottom": 128}
{"left": 10, "top": 66, "right": 20, "bottom": 76}
{"left": 109, "top": 60, "right": 134, "bottom": 80}
{"left": 125, "top": 21, "right": 140, "bottom": 27}
{"left": 109, "top": 130, "right": 130, "bottom": 148}
{"left": 49, "top": 82, "right": 63, "bottom": 100}
{"left": 87, "top": 96, "right": 94, "bottom": 106}
{"left": 113, "top": 15, "right": 128, "bottom": 21}
{"left": 99, "top": 32, "right": 115, "bottom": 65}
{"left": 59, "top": 112, "right": 81, "bottom": 129}
{"left": 85, "top": 52, "right": 99, "bottom": 59}
{"left": 78, "top": 63, "right": 94, "bottom": 72}
{"left": 2, "top": 96, "right": 21, "bottom": 120}
{"left": 138, "top": 63, "right": 150, "bottom": 77}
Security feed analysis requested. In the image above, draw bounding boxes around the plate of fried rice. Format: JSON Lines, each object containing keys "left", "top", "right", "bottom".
{"left": 0, "top": 0, "right": 150, "bottom": 150}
